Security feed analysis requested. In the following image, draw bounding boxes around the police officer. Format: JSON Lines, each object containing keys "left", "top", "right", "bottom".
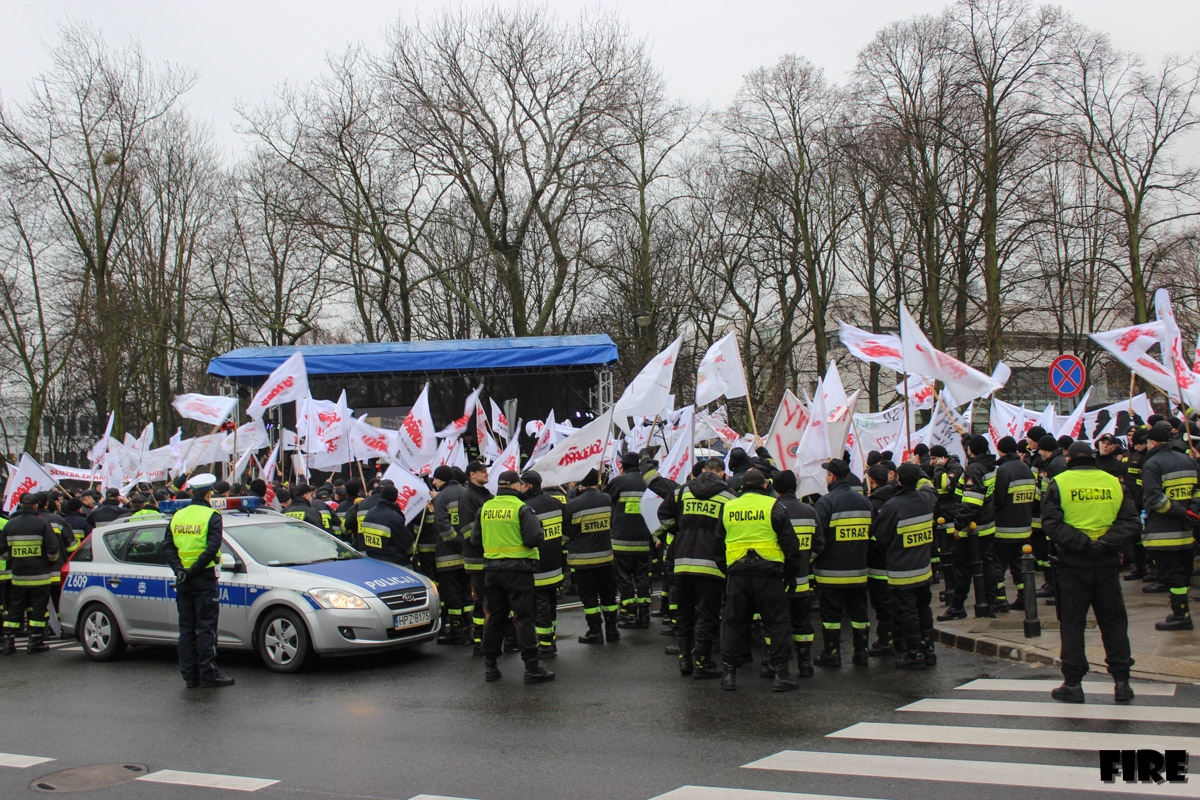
{"left": 128, "top": 494, "right": 165, "bottom": 520}
{"left": 1141, "top": 424, "right": 1200, "bottom": 630}
{"left": 0, "top": 493, "right": 59, "bottom": 655}
{"left": 813, "top": 459, "right": 874, "bottom": 666}
{"left": 715, "top": 469, "right": 800, "bottom": 692}
{"left": 872, "top": 464, "right": 938, "bottom": 669}
{"left": 468, "top": 470, "right": 551, "bottom": 684}
{"left": 774, "top": 469, "right": 822, "bottom": 677}
{"left": 993, "top": 436, "right": 1035, "bottom": 610}
{"left": 606, "top": 452, "right": 653, "bottom": 628}
{"left": 519, "top": 470, "right": 565, "bottom": 658}
{"left": 1041, "top": 441, "right": 1141, "bottom": 703}
{"left": 657, "top": 457, "right": 735, "bottom": 678}
{"left": 163, "top": 474, "right": 234, "bottom": 687}
{"left": 564, "top": 469, "right": 620, "bottom": 644}
{"left": 431, "top": 466, "right": 468, "bottom": 645}
{"left": 360, "top": 486, "right": 415, "bottom": 567}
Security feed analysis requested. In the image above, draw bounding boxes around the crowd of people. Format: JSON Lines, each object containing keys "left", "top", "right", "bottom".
{"left": 2, "top": 411, "right": 1197, "bottom": 701}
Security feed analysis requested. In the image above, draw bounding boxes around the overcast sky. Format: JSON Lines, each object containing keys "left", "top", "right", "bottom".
{"left": 2, "top": 0, "right": 1196, "bottom": 161}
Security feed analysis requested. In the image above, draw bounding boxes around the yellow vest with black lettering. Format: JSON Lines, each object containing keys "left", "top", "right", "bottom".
{"left": 480, "top": 495, "right": 537, "bottom": 561}
{"left": 0, "top": 517, "right": 8, "bottom": 583}
{"left": 1052, "top": 469, "right": 1123, "bottom": 541}
{"left": 721, "top": 492, "right": 783, "bottom": 565}
{"left": 170, "top": 504, "right": 218, "bottom": 568}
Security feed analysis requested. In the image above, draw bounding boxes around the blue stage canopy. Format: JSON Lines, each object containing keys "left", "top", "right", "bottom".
{"left": 207, "top": 335, "right": 619, "bottom": 383}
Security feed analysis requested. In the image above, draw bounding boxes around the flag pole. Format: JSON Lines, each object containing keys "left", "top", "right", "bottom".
{"left": 903, "top": 373, "right": 913, "bottom": 452}
{"left": 935, "top": 391, "right": 968, "bottom": 435}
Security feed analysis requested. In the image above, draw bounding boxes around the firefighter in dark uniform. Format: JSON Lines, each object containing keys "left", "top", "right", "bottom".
{"left": 1035, "top": 434, "right": 1069, "bottom": 599}
{"left": 0, "top": 493, "right": 60, "bottom": 655}
{"left": 944, "top": 436, "right": 998, "bottom": 616}
{"left": 519, "top": 470, "right": 565, "bottom": 658}
{"left": 656, "top": 458, "right": 734, "bottom": 678}
{"left": 0, "top": 515, "right": 9, "bottom": 629}
{"left": 812, "top": 459, "right": 874, "bottom": 666}
{"left": 929, "top": 445, "right": 963, "bottom": 606}
{"left": 283, "top": 485, "right": 328, "bottom": 530}
{"left": 468, "top": 470, "right": 551, "bottom": 684}
{"left": 564, "top": 469, "right": 621, "bottom": 644}
{"left": 865, "top": 464, "right": 897, "bottom": 657}
{"left": 431, "top": 466, "right": 468, "bottom": 645}
{"left": 458, "top": 462, "right": 493, "bottom": 654}
{"left": 412, "top": 494, "right": 438, "bottom": 580}
{"left": 1141, "top": 424, "right": 1200, "bottom": 630}
{"left": 1122, "top": 428, "right": 1150, "bottom": 581}
{"left": 1042, "top": 441, "right": 1141, "bottom": 703}
{"left": 872, "top": 464, "right": 938, "bottom": 669}
{"left": 360, "top": 486, "right": 415, "bottom": 567}
{"left": 87, "top": 488, "right": 125, "bottom": 527}
{"left": 774, "top": 469, "right": 822, "bottom": 677}
{"left": 163, "top": 474, "right": 234, "bottom": 687}
{"left": 606, "top": 452, "right": 653, "bottom": 628}
{"left": 715, "top": 469, "right": 800, "bottom": 692}
{"left": 993, "top": 436, "right": 1035, "bottom": 610}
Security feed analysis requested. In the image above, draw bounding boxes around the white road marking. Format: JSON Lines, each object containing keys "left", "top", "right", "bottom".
{"left": 956, "top": 678, "right": 1176, "bottom": 696}
{"left": 137, "top": 769, "right": 278, "bottom": 792}
{"left": 901, "top": 697, "right": 1200, "bottom": 724}
{"left": 829, "top": 721, "right": 1200, "bottom": 755}
{"left": 0, "top": 753, "right": 54, "bottom": 768}
{"left": 745, "top": 751, "right": 1200, "bottom": 797}
{"left": 408, "top": 795, "right": 485, "bottom": 800}
{"left": 648, "top": 788, "right": 885, "bottom": 800}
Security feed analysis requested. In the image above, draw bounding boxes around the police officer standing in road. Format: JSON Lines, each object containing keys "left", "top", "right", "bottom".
{"left": 163, "top": 474, "right": 234, "bottom": 688}
{"left": 469, "top": 470, "right": 551, "bottom": 684}
{"left": 0, "top": 493, "right": 60, "bottom": 655}
{"left": 1041, "top": 442, "right": 1141, "bottom": 703}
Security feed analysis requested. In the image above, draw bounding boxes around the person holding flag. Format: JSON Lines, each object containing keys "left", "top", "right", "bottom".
{"left": 606, "top": 452, "right": 653, "bottom": 629}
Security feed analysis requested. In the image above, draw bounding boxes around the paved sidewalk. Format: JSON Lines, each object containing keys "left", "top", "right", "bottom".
{"left": 932, "top": 575, "right": 1200, "bottom": 684}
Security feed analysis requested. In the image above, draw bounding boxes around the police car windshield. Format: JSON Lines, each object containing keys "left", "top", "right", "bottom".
{"left": 230, "top": 521, "right": 362, "bottom": 566}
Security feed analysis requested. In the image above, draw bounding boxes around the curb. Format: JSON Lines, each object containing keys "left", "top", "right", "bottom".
{"left": 932, "top": 626, "right": 1059, "bottom": 667}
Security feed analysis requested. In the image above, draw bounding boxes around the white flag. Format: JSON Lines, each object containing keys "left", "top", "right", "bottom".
{"left": 169, "top": 427, "right": 184, "bottom": 475}
{"left": 438, "top": 385, "right": 484, "bottom": 439}
{"left": 87, "top": 411, "right": 115, "bottom": 466}
{"left": 1089, "top": 322, "right": 1179, "bottom": 399}
{"left": 3, "top": 454, "right": 58, "bottom": 513}
{"left": 524, "top": 410, "right": 558, "bottom": 471}
{"left": 658, "top": 406, "right": 695, "bottom": 484}
{"left": 396, "top": 383, "right": 438, "bottom": 469}
{"left": 247, "top": 352, "right": 309, "bottom": 420}
{"left": 532, "top": 409, "right": 614, "bottom": 487}
{"left": 381, "top": 463, "right": 434, "bottom": 525}
{"left": 43, "top": 463, "right": 98, "bottom": 483}
{"left": 262, "top": 442, "right": 282, "bottom": 483}
{"left": 900, "top": 305, "right": 1006, "bottom": 402}
{"left": 1156, "top": 289, "right": 1200, "bottom": 408}
{"left": 639, "top": 488, "right": 664, "bottom": 534}
{"left": 486, "top": 435, "right": 523, "bottom": 495}
{"left": 490, "top": 398, "right": 511, "bottom": 442}
{"left": 613, "top": 337, "right": 682, "bottom": 432}
{"left": 838, "top": 321, "right": 906, "bottom": 373}
{"left": 232, "top": 446, "right": 256, "bottom": 482}
{"left": 765, "top": 390, "right": 811, "bottom": 473}
{"left": 695, "top": 332, "right": 748, "bottom": 407}
{"left": 172, "top": 393, "right": 237, "bottom": 427}
{"left": 849, "top": 404, "right": 912, "bottom": 479}
{"left": 896, "top": 376, "right": 937, "bottom": 410}
{"left": 349, "top": 416, "right": 397, "bottom": 462}
{"left": 1055, "top": 388, "right": 1093, "bottom": 440}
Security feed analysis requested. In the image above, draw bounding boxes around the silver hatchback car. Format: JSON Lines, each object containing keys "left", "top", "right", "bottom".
{"left": 59, "top": 501, "right": 440, "bottom": 672}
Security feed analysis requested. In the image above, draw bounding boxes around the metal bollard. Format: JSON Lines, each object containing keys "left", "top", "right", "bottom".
{"left": 936, "top": 518, "right": 948, "bottom": 603}
{"left": 1020, "top": 544, "right": 1041, "bottom": 637}
{"left": 967, "top": 522, "right": 994, "bottom": 618}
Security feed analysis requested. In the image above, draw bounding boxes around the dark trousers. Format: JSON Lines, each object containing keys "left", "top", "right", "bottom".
{"left": 1057, "top": 566, "right": 1132, "bottom": 681}
{"left": 468, "top": 570, "right": 485, "bottom": 643}
{"left": 992, "top": 537, "right": 1030, "bottom": 597}
{"left": 534, "top": 584, "right": 559, "bottom": 647}
{"left": 436, "top": 568, "right": 467, "bottom": 626}
{"left": 817, "top": 582, "right": 869, "bottom": 635}
{"left": 481, "top": 570, "right": 537, "bottom": 662}
{"left": 788, "top": 589, "right": 815, "bottom": 644}
{"left": 176, "top": 582, "right": 220, "bottom": 683}
{"left": 721, "top": 573, "right": 791, "bottom": 667}
{"left": 891, "top": 583, "right": 933, "bottom": 650}
{"left": 867, "top": 576, "right": 894, "bottom": 637}
{"left": 414, "top": 551, "right": 436, "bottom": 579}
{"left": 614, "top": 550, "right": 651, "bottom": 610}
{"left": 3, "top": 584, "right": 50, "bottom": 633}
{"left": 573, "top": 564, "right": 619, "bottom": 615}
{"left": 1030, "top": 525, "right": 1051, "bottom": 573}
{"left": 1153, "top": 549, "right": 1195, "bottom": 592}
{"left": 946, "top": 534, "right": 1001, "bottom": 607}
{"left": 673, "top": 573, "right": 724, "bottom": 657}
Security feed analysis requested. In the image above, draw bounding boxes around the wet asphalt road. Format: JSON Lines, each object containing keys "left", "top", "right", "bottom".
{"left": 0, "top": 605, "right": 1192, "bottom": 800}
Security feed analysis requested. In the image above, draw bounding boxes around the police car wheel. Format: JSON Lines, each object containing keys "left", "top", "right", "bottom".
{"left": 79, "top": 603, "right": 126, "bottom": 661}
{"left": 257, "top": 608, "right": 310, "bottom": 673}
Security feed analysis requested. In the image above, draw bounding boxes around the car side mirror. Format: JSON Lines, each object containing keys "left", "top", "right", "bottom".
{"left": 220, "top": 552, "right": 240, "bottom": 572}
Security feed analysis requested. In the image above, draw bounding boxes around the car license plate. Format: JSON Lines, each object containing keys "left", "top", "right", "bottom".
{"left": 394, "top": 609, "right": 431, "bottom": 630}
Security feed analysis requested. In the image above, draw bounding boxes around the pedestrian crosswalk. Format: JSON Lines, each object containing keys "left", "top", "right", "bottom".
{"left": 6, "top": 634, "right": 78, "bottom": 651}
{"left": 646, "top": 676, "right": 1200, "bottom": 800}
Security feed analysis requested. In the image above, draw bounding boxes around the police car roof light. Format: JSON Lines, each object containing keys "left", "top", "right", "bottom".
{"left": 157, "top": 496, "right": 264, "bottom": 514}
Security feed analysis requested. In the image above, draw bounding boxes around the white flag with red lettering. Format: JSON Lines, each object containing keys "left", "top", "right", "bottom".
{"left": 380, "top": 462, "right": 433, "bottom": 524}
{"left": 531, "top": 409, "right": 614, "bottom": 487}
{"left": 395, "top": 383, "right": 439, "bottom": 470}
{"left": 838, "top": 321, "right": 906, "bottom": 374}
{"left": 3, "top": 454, "right": 58, "bottom": 513}
{"left": 695, "top": 332, "right": 748, "bottom": 407}
{"left": 523, "top": 410, "right": 559, "bottom": 471}
{"left": 896, "top": 376, "right": 937, "bottom": 410}
{"left": 490, "top": 398, "right": 511, "bottom": 442}
{"left": 613, "top": 337, "right": 682, "bottom": 432}
{"left": 899, "top": 305, "right": 1006, "bottom": 402}
{"left": 765, "top": 390, "right": 810, "bottom": 473}
{"left": 43, "top": 463, "right": 98, "bottom": 483}
{"left": 658, "top": 406, "right": 695, "bottom": 483}
{"left": 486, "top": 434, "right": 523, "bottom": 494}
{"left": 350, "top": 416, "right": 398, "bottom": 462}
{"left": 172, "top": 393, "right": 237, "bottom": 427}
{"left": 1156, "top": 289, "right": 1200, "bottom": 408}
{"left": 1089, "top": 321, "right": 1178, "bottom": 398}
{"left": 247, "top": 352, "right": 308, "bottom": 420}
{"left": 1055, "top": 388, "right": 1093, "bottom": 440}
{"left": 438, "top": 385, "right": 483, "bottom": 439}
{"left": 87, "top": 411, "right": 115, "bottom": 467}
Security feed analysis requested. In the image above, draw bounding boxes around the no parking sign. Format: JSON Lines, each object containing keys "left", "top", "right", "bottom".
{"left": 1049, "top": 355, "right": 1086, "bottom": 398}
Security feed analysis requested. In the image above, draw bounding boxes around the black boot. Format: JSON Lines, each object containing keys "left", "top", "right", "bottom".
{"left": 678, "top": 637, "right": 694, "bottom": 676}
{"left": 603, "top": 609, "right": 621, "bottom": 642}
{"left": 1051, "top": 680, "right": 1085, "bottom": 703}
{"left": 523, "top": 658, "right": 555, "bottom": 684}
{"left": 1143, "top": 582, "right": 1168, "bottom": 593}
{"left": 814, "top": 635, "right": 841, "bottom": 668}
{"left": 637, "top": 604, "right": 651, "bottom": 629}
{"left": 27, "top": 630, "right": 49, "bottom": 655}
{"left": 0, "top": 634, "right": 14, "bottom": 656}
{"left": 1035, "top": 581, "right": 1056, "bottom": 598}
{"left": 851, "top": 629, "right": 869, "bottom": 666}
{"left": 759, "top": 656, "right": 775, "bottom": 678}
{"left": 651, "top": 595, "right": 667, "bottom": 617}
{"left": 483, "top": 657, "right": 502, "bottom": 682}
{"left": 795, "top": 642, "right": 813, "bottom": 677}
{"left": 616, "top": 605, "right": 638, "bottom": 628}
{"left": 772, "top": 663, "right": 799, "bottom": 692}
{"left": 721, "top": 662, "right": 737, "bottom": 691}
{"left": 867, "top": 627, "right": 894, "bottom": 656}
{"left": 1156, "top": 594, "right": 1194, "bottom": 630}
{"left": 437, "top": 622, "right": 468, "bottom": 646}
{"left": 693, "top": 643, "right": 721, "bottom": 679}
{"left": 538, "top": 640, "right": 558, "bottom": 659}
{"left": 1114, "top": 675, "right": 1135, "bottom": 703}
{"left": 936, "top": 605, "right": 967, "bottom": 621}
{"left": 1122, "top": 569, "right": 1146, "bottom": 582}
{"left": 895, "top": 637, "right": 926, "bottom": 670}
{"left": 577, "top": 613, "right": 604, "bottom": 644}
{"left": 922, "top": 629, "right": 937, "bottom": 666}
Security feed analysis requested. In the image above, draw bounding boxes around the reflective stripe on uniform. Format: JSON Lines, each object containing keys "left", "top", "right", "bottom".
{"left": 673, "top": 557, "right": 723, "bottom": 578}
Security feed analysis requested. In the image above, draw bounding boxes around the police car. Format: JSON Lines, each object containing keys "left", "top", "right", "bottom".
{"left": 58, "top": 497, "right": 440, "bottom": 672}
